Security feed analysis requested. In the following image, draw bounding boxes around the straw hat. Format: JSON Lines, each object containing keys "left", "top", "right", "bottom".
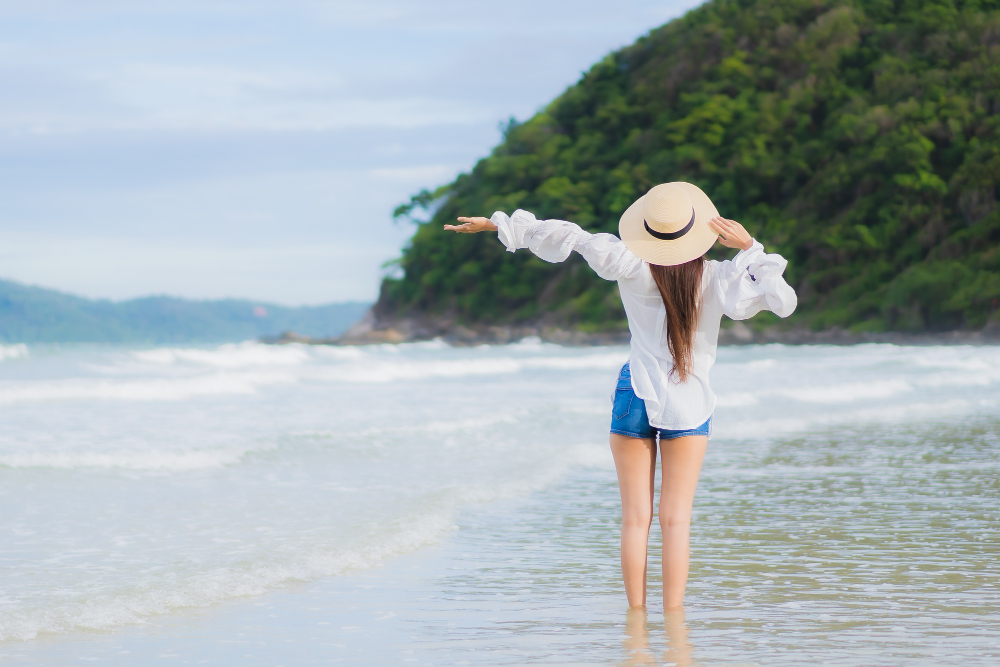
{"left": 618, "top": 182, "right": 719, "bottom": 266}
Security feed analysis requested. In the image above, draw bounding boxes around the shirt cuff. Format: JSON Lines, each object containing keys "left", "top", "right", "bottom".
{"left": 491, "top": 211, "right": 516, "bottom": 252}
{"left": 747, "top": 253, "right": 789, "bottom": 281}
{"left": 731, "top": 239, "right": 764, "bottom": 274}
{"left": 491, "top": 209, "right": 539, "bottom": 253}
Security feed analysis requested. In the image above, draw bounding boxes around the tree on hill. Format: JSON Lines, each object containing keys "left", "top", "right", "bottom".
{"left": 382, "top": 0, "right": 1000, "bottom": 335}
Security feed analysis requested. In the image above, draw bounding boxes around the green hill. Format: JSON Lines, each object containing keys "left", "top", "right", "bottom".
{"left": 381, "top": 0, "right": 1000, "bottom": 336}
{"left": 0, "top": 279, "right": 369, "bottom": 344}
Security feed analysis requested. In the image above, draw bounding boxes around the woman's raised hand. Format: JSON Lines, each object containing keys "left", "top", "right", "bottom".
{"left": 443, "top": 217, "right": 498, "bottom": 233}
{"left": 708, "top": 217, "right": 754, "bottom": 251}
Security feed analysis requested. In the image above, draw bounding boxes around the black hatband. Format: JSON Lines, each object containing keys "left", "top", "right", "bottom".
{"left": 643, "top": 208, "right": 695, "bottom": 241}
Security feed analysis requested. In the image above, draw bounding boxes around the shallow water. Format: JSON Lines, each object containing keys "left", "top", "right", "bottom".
{"left": 1, "top": 340, "right": 998, "bottom": 664}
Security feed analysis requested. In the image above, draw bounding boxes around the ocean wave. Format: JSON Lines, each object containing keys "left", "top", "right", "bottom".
{"left": 715, "top": 391, "right": 760, "bottom": 407}
{"left": 0, "top": 442, "right": 605, "bottom": 642}
{"left": 0, "top": 509, "right": 456, "bottom": 642}
{"left": 118, "top": 339, "right": 624, "bottom": 383}
{"left": 713, "top": 398, "right": 983, "bottom": 441}
{"left": 911, "top": 346, "right": 1000, "bottom": 371}
{"left": 716, "top": 357, "right": 778, "bottom": 371}
{"left": 0, "top": 444, "right": 268, "bottom": 471}
{"left": 0, "top": 371, "right": 294, "bottom": 404}
{"left": 316, "top": 352, "right": 624, "bottom": 384}
{"left": 775, "top": 379, "right": 914, "bottom": 404}
{"left": 717, "top": 366, "right": 1000, "bottom": 410}
{"left": 6, "top": 344, "right": 998, "bottom": 408}
{"left": 0, "top": 351, "right": 624, "bottom": 405}
{"left": 523, "top": 352, "right": 626, "bottom": 370}
{"left": 352, "top": 413, "right": 521, "bottom": 438}
{"left": 131, "top": 341, "right": 312, "bottom": 368}
{"left": 347, "top": 357, "right": 523, "bottom": 382}
{"left": 914, "top": 367, "right": 1000, "bottom": 389}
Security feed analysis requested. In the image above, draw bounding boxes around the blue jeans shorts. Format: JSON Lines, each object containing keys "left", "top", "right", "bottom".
{"left": 610, "top": 363, "right": 711, "bottom": 440}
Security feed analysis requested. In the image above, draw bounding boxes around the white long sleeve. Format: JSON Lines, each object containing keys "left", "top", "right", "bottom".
{"left": 713, "top": 241, "right": 797, "bottom": 320}
{"left": 491, "top": 209, "right": 643, "bottom": 281}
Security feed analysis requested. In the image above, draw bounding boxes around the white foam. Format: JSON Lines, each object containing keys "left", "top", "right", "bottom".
{"left": 914, "top": 367, "right": 1000, "bottom": 389}
{"left": 310, "top": 345, "right": 367, "bottom": 361}
{"left": 511, "top": 335, "right": 544, "bottom": 348}
{"left": 131, "top": 341, "right": 311, "bottom": 368}
{"left": 715, "top": 392, "right": 759, "bottom": 407}
{"left": 0, "top": 347, "right": 625, "bottom": 405}
{"left": 337, "top": 357, "right": 523, "bottom": 382}
{"left": 0, "top": 509, "right": 458, "bottom": 641}
{"left": 717, "top": 357, "right": 778, "bottom": 371}
{"left": 0, "top": 440, "right": 600, "bottom": 642}
{"left": 314, "top": 352, "right": 625, "bottom": 384}
{"left": 775, "top": 379, "right": 914, "bottom": 403}
{"left": 0, "top": 445, "right": 263, "bottom": 471}
{"left": 387, "top": 414, "right": 519, "bottom": 436}
{"left": 401, "top": 338, "right": 450, "bottom": 351}
{"left": 522, "top": 352, "right": 626, "bottom": 370}
{"left": 0, "top": 371, "right": 294, "bottom": 404}
{"left": 912, "top": 346, "right": 1000, "bottom": 371}
{"left": 713, "top": 398, "right": 980, "bottom": 441}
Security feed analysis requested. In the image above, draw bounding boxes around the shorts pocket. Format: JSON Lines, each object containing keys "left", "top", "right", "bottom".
{"left": 612, "top": 388, "right": 633, "bottom": 421}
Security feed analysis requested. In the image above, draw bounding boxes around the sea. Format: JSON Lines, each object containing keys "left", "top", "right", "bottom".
{"left": 0, "top": 339, "right": 998, "bottom": 665}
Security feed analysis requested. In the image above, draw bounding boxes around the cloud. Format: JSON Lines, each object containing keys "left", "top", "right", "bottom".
{"left": 0, "top": 63, "right": 492, "bottom": 135}
{"left": 0, "top": 0, "right": 701, "bottom": 136}
{"left": 0, "top": 0, "right": 703, "bottom": 302}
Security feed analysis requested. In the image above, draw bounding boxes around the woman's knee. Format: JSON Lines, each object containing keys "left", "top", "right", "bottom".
{"left": 622, "top": 506, "right": 653, "bottom": 531}
{"left": 658, "top": 507, "right": 691, "bottom": 530}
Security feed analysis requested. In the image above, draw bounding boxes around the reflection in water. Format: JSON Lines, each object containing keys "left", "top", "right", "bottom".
{"left": 622, "top": 607, "right": 654, "bottom": 665}
{"left": 621, "top": 607, "right": 697, "bottom": 666}
{"left": 664, "top": 608, "right": 695, "bottom": 666}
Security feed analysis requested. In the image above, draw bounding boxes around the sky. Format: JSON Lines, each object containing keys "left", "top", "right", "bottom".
{"left": 0, "top": 0, "right": 703, "bottom": 305}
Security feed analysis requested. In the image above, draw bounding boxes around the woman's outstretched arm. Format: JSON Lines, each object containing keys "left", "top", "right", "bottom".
{"left": 445, "top": 210, "right": 642, "bottom": 282}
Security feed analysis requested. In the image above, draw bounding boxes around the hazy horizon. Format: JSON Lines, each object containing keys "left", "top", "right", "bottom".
{"left": 0, "top": 0, "right": 703, "bottom": 307}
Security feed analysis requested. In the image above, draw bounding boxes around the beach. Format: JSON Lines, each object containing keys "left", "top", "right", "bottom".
{"left": 1, "top": 340, "right": 999, "bottom": 665}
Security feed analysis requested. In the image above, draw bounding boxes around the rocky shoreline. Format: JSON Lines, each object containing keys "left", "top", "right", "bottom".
{"left": 262, "top": 311, "right": 1000, "bottom": 347}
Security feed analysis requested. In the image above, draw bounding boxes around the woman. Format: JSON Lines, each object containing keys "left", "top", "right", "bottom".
{"left": 445, "top": 182, "right": 796, "bottom": 609}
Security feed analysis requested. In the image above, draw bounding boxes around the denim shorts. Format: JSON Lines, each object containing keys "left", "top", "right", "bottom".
{"left": 610, "top": 362, "right": 712, "bottom": 440}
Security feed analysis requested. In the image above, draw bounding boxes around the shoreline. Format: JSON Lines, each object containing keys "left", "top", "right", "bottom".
{"left": 262, "top": 315, "right": 1000, "bottom": 347}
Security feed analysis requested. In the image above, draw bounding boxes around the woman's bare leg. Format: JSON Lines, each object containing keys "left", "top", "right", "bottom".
{"left": 610, "top": 434, "right": 657, "bottom": 607}
{"left": 659, "top": 434, "right": 707, "bottom": 609}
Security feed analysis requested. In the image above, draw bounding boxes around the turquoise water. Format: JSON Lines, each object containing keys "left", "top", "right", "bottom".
{"left": 1, "top": 341, "right": 998, "bottom": 664}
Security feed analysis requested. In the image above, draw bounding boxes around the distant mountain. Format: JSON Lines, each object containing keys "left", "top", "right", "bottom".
{"left": 0, "top": 279, "right": 370, "bottom": 343}
{"left": 380, "top": 0, "right": 1000, "bottom": 337}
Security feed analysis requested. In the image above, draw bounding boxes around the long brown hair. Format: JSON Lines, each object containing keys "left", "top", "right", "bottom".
{"left": 648, "top": 256, "right": 705, "bottom": 382}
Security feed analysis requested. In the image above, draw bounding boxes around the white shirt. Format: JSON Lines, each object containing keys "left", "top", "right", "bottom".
{"left": 491, "top": 209, "right": 798, "bottom": 430}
